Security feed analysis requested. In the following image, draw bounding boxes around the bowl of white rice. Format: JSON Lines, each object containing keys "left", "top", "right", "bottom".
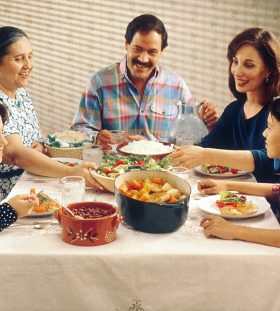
{"left": 117, "top": 140, "right": 175, "bottom": 158}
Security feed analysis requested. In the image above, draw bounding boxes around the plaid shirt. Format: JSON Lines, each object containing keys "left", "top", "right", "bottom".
{"left": 71, "top": 57, "right": 193, "bottom": 141}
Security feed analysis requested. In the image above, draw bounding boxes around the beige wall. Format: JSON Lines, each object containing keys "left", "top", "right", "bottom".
{"left": 1, "top": 0, "right": 279, "bottom": 134}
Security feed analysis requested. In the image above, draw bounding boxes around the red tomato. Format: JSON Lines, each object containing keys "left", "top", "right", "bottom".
{"left": 134, "top": 160, "right": 144, "bottom": 166}
{"left": 104, "top": 169, "right": 116, "bottom": 175}
{"left": 216, "top": 200, "right": 237, "bottom": 208}
{"left": 230, "top": 169, "right": 238, "bottom": 174}
{"left": 114, "top": 160, "right": 126, "bottom": 167}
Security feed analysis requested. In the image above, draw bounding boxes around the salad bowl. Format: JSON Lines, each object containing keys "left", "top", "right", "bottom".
{"left": 91, "top": 153, "right": 171, "bottom": 193}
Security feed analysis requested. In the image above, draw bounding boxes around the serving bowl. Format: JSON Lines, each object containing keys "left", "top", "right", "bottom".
{"left": 115, "top": 170, "right": 191, "bottom": 233}
{"left": 116, "top": 141, "right": 175, "bottom": 159}
{"left": 90, "top": 170, "right": 115, "bottom": 192}
{"left": 56, "top": 202, "right": 123, "bottom": 246}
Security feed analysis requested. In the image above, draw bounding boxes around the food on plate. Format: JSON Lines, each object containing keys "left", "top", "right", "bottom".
{"left": 119, "top": 140, "right": 174, "bottom": 155}
{"left": 118, "top": 177, "right": 187, "bottom": 203}
{"left": 215, "top": 191, "right": 257, "bottom": 216}
{"left": 201, "top": 164, "right": 239, "bottom": 175}
{"left": 96, "top": 153, "right": 171, "bottom": 178}
{"left": 30, "top": 188, "right": 61, "bottom": 213}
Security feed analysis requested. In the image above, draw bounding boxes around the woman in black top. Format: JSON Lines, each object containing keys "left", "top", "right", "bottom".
{"left": 0, "top": 103, "right": 38, "bottom": 231}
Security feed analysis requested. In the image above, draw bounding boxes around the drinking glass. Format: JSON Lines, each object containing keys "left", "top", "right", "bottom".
{"left": 109, "top": 130, "right": 125, "bottom": 152}
{"left": 176, "top": 134, "right": 194, "bottom": 146}
{"left": 169, "top": 166, "right": 189, "bottom": 179}
{"left": 61, "top": 176, "right": 85, "bottom": 206}
{"left": 83, "top": 143, "right": 103, "bottom": 167}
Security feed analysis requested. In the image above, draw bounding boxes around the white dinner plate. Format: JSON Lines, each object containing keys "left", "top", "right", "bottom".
{"left": 27, "top": 211, "right": 55, "bottom": 218}
{"left": 194, "top": 166, "right": 250, "bottom": 178}
{"left": 116, "top": 141, "right": 175, "bottom": 157}
{"left": 197, "top": 194, "right": 270, "bottom": 219}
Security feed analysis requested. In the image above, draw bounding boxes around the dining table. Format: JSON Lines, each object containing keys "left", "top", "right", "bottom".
{"left": 0, "top": 167, "right": 280, "bottom": 311}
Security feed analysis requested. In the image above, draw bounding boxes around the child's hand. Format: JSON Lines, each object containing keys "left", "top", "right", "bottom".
{"left": 7, "top": 194, "right": 39, "bottom": 218}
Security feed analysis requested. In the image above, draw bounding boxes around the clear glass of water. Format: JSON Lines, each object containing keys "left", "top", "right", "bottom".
{"left": 176, "top": 134, "right": 194, "bottom": 146}
{"left": 109, "top": 130, "right": 125, "bottom": 152}
{"left": 61, "top": 176, "right": 85, "bottom": 206}
{"left": 83, "top": 143, "right": 103, "bottom": 167}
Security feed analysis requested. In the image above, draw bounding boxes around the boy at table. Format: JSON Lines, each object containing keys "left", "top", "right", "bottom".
{"left": 71, "top": 14, "right": 218, "bottom": 150}
{"left": 199, "top": 97, "right": 280, "bottom": 248}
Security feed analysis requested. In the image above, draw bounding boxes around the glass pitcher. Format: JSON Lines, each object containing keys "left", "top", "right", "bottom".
{"left": 167, "top": 101, "right": 208, "bottom": 145}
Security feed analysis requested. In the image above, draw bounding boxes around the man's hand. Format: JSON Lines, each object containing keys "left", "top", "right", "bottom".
{"left": 198, "top": 101, "right": 218, "bottom": 131}
{"left": 96, "top": 130, "right": 113, "bottom": 151}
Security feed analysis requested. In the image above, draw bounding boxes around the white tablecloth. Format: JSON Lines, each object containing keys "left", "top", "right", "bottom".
{"left": 1, "top": 170, "right": 280, "bottom": 311}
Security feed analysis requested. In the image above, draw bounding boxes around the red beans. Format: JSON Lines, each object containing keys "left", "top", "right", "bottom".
{"left": 67, "top": 206, "right": 114, "bottom": 219}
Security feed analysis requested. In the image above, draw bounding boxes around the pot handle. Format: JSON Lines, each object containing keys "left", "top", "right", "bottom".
{"left": 112, "top": 214, "right": 124, "bottom": 227}
{"left": 55, "top": 210, "right": 61, "bottom": 225}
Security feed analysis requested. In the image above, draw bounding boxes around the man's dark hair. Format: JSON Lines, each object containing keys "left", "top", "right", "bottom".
{"left": 125, "top": 14, "right": 168, "bottom": 50}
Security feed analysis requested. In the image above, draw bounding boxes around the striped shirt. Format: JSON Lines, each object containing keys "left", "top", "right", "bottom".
{"left": 71, "top": 57, "right": 193, "bottom": 141}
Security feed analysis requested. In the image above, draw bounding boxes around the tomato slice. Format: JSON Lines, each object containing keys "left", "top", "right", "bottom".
{"left": 216, "top": 200, "right": 237, "bottom": 208}
{"left": 114, "top": 160, "right": 126, "bottom": 167}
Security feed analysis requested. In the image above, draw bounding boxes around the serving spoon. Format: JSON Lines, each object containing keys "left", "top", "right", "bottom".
{"left": 47, "top": 196, "right": 84, "bottom": 220}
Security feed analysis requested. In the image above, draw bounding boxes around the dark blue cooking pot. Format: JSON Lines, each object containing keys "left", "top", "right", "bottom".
{"left": 115, "top": 170, "right": 191, "bottom": 233}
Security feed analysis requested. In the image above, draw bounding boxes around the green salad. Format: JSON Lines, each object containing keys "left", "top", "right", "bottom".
{"left": 97, "top": 152, "right": 171, "bottom": 178}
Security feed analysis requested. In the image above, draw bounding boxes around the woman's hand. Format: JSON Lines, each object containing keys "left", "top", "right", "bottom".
{"left": 70, "top": 162, "right": 104, "bottom": 190}
{"left": 198, "top": 179, "right": 227, "bottom": 195}
{"left": 198, "top": 101, "right": 218, "bottom": 131}
{"left": 31, "top": 141, "right": 45, "bottom": 153}
{"left": 7, "top": 194, "right": 39, "bottom": 218}
{"left": 200, "top": 215, "right": 238, "bottom": 240}
{"left": 167, "top": 145, "right": 205, "bottom": 168}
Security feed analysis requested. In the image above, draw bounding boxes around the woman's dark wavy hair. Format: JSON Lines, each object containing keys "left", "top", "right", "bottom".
{"left": 227, "top": 28, "right": 280, "bottom": 104}
{"left": 125, "top": 14, "right": 168, "bottom": 50}
{"left": 0, "top": 103, "right": 8, "bottom": 123}
{"left": 0, "top": 26, "right": 28, "bottom": 61}
{"left": 269, "top": 97, "right": 280, "bottom": 122}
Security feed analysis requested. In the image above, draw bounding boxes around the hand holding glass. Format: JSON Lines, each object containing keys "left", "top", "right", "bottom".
{"left": 110, "top": 130, "right": 125, "bottom": 151}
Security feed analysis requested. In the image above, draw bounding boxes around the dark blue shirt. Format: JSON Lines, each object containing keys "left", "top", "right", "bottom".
{"left": 200, "top": 99, "right": 280, "bottom": 182}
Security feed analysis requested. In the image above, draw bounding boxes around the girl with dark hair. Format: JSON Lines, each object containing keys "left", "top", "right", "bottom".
{"left": 168, "top": 28, "right": 280, "bottom": 183}
{"left": 199, "top": 98, "right": 280, "bottom": 248}
{"left": 0, "top": 103, "right": 38, "bottom": 231}
{"left": 0, "top": 26, "right": 102, "bottom": 199}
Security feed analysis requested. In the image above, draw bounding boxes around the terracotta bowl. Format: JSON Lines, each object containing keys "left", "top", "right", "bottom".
{"left": 115, "top": 170, "right": 191, "bottom": 233}
{"left": 56, "top": 202, "right": 123, "bottom": 246}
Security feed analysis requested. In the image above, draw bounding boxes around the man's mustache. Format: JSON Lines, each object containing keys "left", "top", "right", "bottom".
{"left": 133, "top": 59, "right": 152, "bottom": 68}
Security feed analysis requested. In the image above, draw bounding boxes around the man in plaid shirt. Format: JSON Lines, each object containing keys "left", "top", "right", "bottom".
{"left": 72, "top": 14, "right": 218, "bottom": 150}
